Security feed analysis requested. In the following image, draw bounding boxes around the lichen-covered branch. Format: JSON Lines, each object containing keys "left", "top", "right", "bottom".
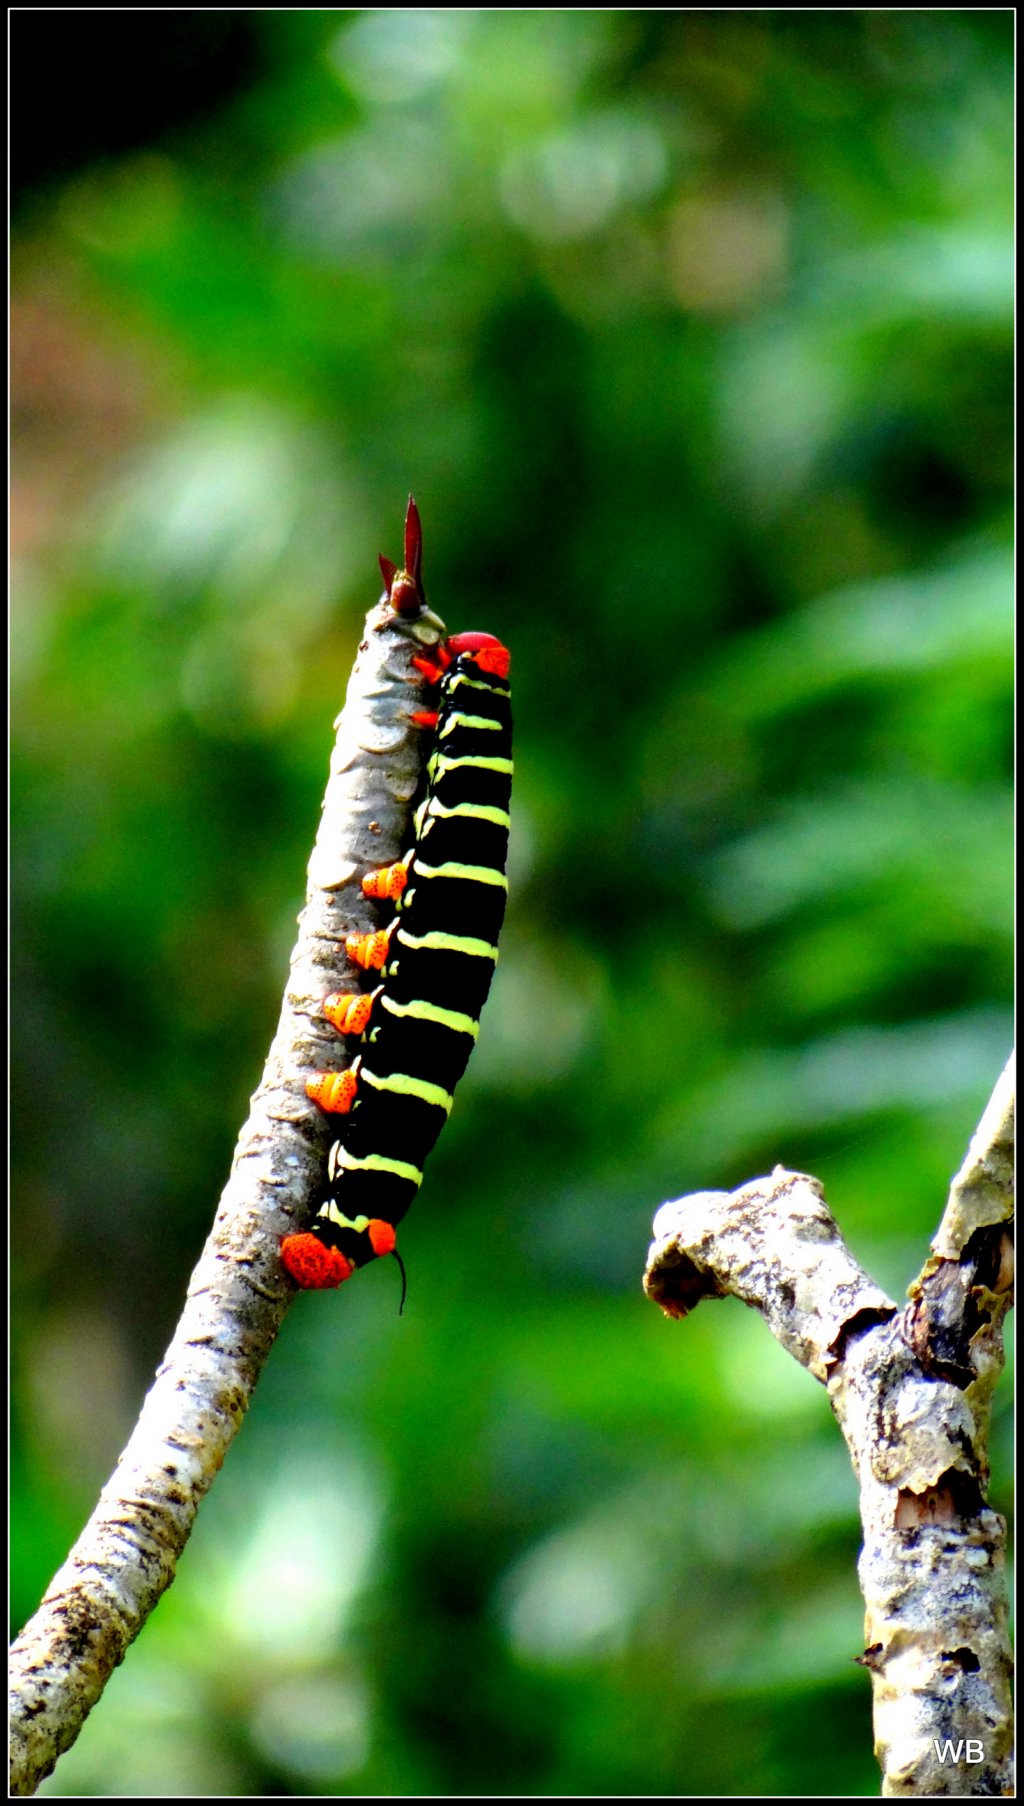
{"left": 8, "top": 593, "right": 445, "bottom": 1797}
{"left": 644, "top": 1174, "right": 897, "bottom": 1375}
{"left": 644, "top": 1057, "right": 1014, "bottom": 1798}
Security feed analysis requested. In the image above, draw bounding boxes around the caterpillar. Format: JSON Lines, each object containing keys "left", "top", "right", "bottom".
{"left": 281, "top": 500, "right": 512, "bottom": 1293}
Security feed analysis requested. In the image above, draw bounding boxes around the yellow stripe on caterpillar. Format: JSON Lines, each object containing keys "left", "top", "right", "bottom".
{"left": 432, "top": 754, "right": 514, "bottom": 777}
{"left": 317, "top": 1203, "right": 373, "bottom": 1232}
{"left": 396, "top": 928, "right": 499, "bottom": 960}
{"left": 422, "top": 799, "right": 511, "bottom": 829}
{"left": 439, "top": 713, "right": 504, "bottom": 737}
{"left": 360, "top": 1069, "right": 454, "bottom": 1113}
{"left": 328, "top": 1146, "right": 424, "bottom": 1187}
{"left": 413, "top": 860, "right": 508, "bottom": 889}
{"left": 380, "top": 995, "right": 480, "bottom": 1038}
{"left": 447, "top": 671, "right": 509, "bottom": 696}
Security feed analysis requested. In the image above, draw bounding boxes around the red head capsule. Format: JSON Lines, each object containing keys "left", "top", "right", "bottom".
{"left": 445, "top": 632, "right": 511, "bottom": 680}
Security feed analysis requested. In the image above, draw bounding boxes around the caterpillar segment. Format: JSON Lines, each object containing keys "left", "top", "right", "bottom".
{"left": 281, "top": 502, "right": 512, "bottom": 1296}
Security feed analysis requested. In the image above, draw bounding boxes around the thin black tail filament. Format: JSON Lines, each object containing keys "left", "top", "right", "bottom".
{"left": 393, "top": 1247, "right": 408, "bottom": 1316}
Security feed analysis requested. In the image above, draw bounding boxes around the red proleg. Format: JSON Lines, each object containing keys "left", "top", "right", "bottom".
{"left": 362, "top": 860, "right": 409, "bottom": 903}
{"left": 324, "top": 991, "right": 374, "bottom": 1036}
{"left": 280, "top": 1234, "right": 354, "bottom": 1289}
{"left": 306, "top": 1069, "right": 358, "bottom": 1114}
{"left": 346, "top": 928, "right": 391, "bottom": 970}
{"left": 367, "top": 1219, "right": 397, "bottom": 1257}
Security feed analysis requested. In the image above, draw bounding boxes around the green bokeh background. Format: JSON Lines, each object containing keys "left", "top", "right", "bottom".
{"left": 11, "top": 12, "right": 1012, "bottom": 1797}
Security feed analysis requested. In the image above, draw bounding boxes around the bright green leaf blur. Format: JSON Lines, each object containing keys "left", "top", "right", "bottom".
{"left": 12, "top": 11, "right": 1011, "bottom": 1798}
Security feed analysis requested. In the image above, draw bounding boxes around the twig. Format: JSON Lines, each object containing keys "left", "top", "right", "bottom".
{"left": 8, "top": 591, "right": 445, "bottom": 1796}
{"left": 644, "top": 1055, "right": 1014, "bottom": 1797}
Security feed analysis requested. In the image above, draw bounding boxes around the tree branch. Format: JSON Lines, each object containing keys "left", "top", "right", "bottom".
{"left": 644, "top": 1055, "right": 1014, "bottom": 1797}
{"left": 9, "top": 593, "right": 446, "bottom": 1796}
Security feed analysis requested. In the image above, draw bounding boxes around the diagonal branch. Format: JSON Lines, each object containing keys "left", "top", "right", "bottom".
{"left": 644, "top": 1055, "right": 1014, "bottom": 1798}
{"left": 8, "top": 589, "right": 446, "bottom": 1797}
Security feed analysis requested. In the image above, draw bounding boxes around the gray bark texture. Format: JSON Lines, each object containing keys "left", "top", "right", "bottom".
{"left": 644, "top": 1055, "right": 1014, "bottom": 1797}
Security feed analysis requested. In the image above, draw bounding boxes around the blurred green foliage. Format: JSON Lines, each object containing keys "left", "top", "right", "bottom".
{"left": 12, "top": 11, "right": 1012, "bottom": 1797}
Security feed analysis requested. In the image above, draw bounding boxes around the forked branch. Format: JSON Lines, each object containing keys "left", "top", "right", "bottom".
{"left": 644, "top": 1057, "right": 1014, "bottom": 1798}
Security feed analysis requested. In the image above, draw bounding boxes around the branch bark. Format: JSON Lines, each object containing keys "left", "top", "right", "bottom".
{"left": 644, "top": 1055, "right": 1014, "bottom": 1798}
{"left": 8, "top": 591, "right": 446, "bottom": 1796}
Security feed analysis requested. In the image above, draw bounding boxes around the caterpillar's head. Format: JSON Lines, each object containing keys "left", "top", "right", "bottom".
{"left": 445, "top": 631, "right": 511, "bottom": 680}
